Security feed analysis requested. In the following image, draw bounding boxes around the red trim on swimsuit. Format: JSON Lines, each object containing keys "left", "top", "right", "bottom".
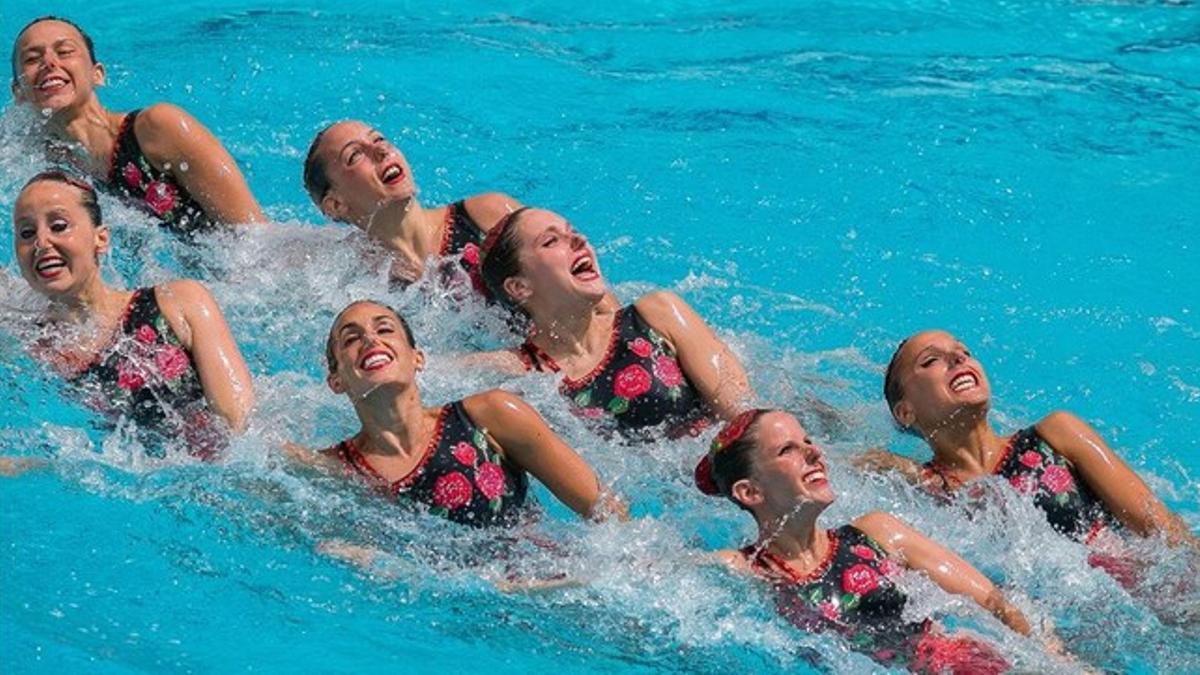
{"left": 336, "top": 406, "right": 450, "bottom": 494}
{"left": 923, "top": 432, "right": 1019, "bottom": 489}
{"left": 438, "top": 204, "right": 458, "bottom": 257}
{"left": 521, "top": 308, "right": 626, "bottom": 391}
{"left": 106, "top": 112, "right": 136, "bottom": 183}
{"left": 744, "top": 529, "right": 841, "bottom": 585}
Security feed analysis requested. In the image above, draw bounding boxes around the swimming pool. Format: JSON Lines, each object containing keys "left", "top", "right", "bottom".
{"left": 1, "top": 0, "right": 1197, "bottom": 671}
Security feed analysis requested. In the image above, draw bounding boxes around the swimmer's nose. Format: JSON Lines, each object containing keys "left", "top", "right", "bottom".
{"left": 569, "top": 231, "right": 586, "bottom": 249}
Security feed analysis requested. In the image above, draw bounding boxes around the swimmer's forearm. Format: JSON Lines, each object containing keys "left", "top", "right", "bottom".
{"left": 983, "top": 589, "right": 1030, "bottom": 636}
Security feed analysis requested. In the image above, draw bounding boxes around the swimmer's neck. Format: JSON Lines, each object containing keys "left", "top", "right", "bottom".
{"left": 758, "top": 513, "right": 829, "bottom": 567}
{"left": 925, "top": 416, "right": 1005, "bottom": 478}
{"left": 360, "top": 197, "right": 443, "bottom": 262}
{"left": 44, "top": 98, "right": 121, "bottom": 177}
{"left": 352, "top": 385, "right": 435, "bottom": 457}
{"left": 527, "top": 292, "right": 620, "bottom": 360}
{"left": 43, "top": 277, "right": 127, "bottom": 326}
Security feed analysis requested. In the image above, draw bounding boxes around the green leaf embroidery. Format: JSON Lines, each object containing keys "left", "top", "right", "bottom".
{"left": 668, "top": 387, "right": 682, "bottom": 401}
{"left": 607, "top": 397, "right": 630, "bottom": 415}
{"left": 840, "top": 593, "right": 860, "bottom": 610}
{"left": 473, "top": 429, "right": 488, "bottom": 450}
{"left": 1056, "top": 493, "right": 1069, "bottom": 506}
{"left": 808, "top": 588, "right": 823, "bottom": 604}
{"left": 430, "top": 506, "right": 449, "bottom": 519}
{"left": 574, "top": 390, "right": 592, "bottom": 407}
{"left": 490, "top": 499, "right": 502, "bottom": 512}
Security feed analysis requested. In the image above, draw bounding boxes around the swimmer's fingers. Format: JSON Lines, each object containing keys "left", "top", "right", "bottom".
{"left": 0, "top": 457, "right": 47, "bottom": 478}
{"left": 317, "top": 539, "right": 401, "bottom": 580}
{"left": 851, "top": 448, "right": 922, "bottom": 481}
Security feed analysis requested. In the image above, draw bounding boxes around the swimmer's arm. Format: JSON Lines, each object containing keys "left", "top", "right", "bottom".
{"left": 0, "top": 457, "right": 47, "bottom": 477}
{"left": 712, "top": 548, "right": 754, "bottom": 573}
{"left": 853, "top": 511, "right": 1031, "bottom": 636}
{"left": 1038, "top": 411, "right": 1197, "bottom": 548}
{"left": 159, "top": 280, "right": 255, "bottom": 433}
{"left": 462, "top": 192, "right": 524, "bottom": 231}
{"left": 635, "top": 291, "right": 755, "bottom": 420}
{"left": 452, "top": 349, "right": 531, "bottom": 376}
{"left": 465, "top": 390, "right": 628, "bottom": 521}
{"left": 280, "top": 442, "right": 345, "bottom": 474}
{"left": 136, "top": 103, "right": 266, "bottom": 225}
{"left": 851, "top": 448, "right": 926, "bottom": 484}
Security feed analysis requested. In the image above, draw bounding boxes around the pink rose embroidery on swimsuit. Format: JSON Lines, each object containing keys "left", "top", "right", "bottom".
{"left": 627, "top": 337, "right": 652, "bottom": 358}
{"left": 475, "top": 462, "right": 507, "bottom": 500}
{"left": 1019, "top": 450, "right": 1042, "bottom": 469}
{"left": 574, "top": 406, "right": 606, "bottom": 419}
{"left": 878, "top": 558, "right": 902, "bottom": 578}
{"left": 451, "top": 442, "right": 476, "bottom": 466}
{"left": 1009, "top": 473, "right": 1038, "bottom": 494}
{"left": 851, "top": 544, "right": 877, "bottom": 561}
{"left": 819, "top": 601, "right": 840, "bottom": 622}
{"left": 1040, "top": 465, "right": 1075, "bottom": 494}
{"left": 432, "top": 471, "right": 473, "bottom": 509}
{"left": 122, "top": 162, "right": 143, "bottom": 188}
{"left": 842, "top": 563, "right": 880, "bottom": 595}
{"left": 155, "top": 344, "right": 191, "bottom": 380}
{"left": 652, "top": 355, "right": 684, "bottom": 387}
{"left": 612, "top": 364, "right": 652, "bottom": 399}
{"left": 461, "top": 243, "right": 480, "bottom": 267}
{"left": 116, "top": 362, "right": 146, "bottom": 390}
{"left": 144, "top": 181, "right": 178, "bottom": 216}
{"left": 135, "top": 324, "right": 158, "bottom": 344}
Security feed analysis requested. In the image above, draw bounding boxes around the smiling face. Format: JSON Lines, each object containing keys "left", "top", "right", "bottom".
{"left": 12, "top": 178, "right": 109, "bottom": 299}
{"left": 310, "top": 121, "right": 415, "bottom": 226}
{"left": 11, "top": 19, "right": 104, "bottom": 113}
{"left": 731, "top": 412, "right": 836, "bottom": 520}
{"left": 888, "top": 330, "right": 991, "bottom": 436}
{"left": 501, "top": 209, "right": 605, "bottom": 312}
{"left": 326, "top": 302, "right": 424, "bottom": 400}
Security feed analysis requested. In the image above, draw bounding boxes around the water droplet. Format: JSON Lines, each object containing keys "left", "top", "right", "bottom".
{"left": 179, "top": 162, "right": 189, "bottom": 172}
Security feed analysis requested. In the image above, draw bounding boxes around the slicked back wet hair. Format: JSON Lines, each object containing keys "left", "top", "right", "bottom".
{"left": 324, "top": 301, "right": 416, "bottom": 374}
{"left": 12, "top": 16, "right": 97, "bottom": 84}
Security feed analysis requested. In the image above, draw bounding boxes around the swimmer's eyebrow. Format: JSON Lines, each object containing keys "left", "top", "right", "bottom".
{"left": 336, "top": 322, "right": 365, "bottom": 336}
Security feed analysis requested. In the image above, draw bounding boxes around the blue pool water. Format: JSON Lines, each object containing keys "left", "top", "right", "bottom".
{"left": 1, "top": 1, "right": 1198, "bottom": 672}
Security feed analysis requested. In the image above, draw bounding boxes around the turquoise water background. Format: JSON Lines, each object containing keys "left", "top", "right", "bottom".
{"left": 1, "top": 1, "right": 1197, "bottom": 672}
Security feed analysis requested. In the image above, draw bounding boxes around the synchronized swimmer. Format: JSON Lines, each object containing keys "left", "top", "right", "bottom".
{"left": 6, "top": 13, "right": 1197, "bottom": 672}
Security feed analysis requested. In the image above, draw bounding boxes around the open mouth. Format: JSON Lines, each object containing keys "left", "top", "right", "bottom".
{"left": 380, "top": 164, "right": 405, "bottom": 185}
{"left": 950, "top": 371, "right": 979, "bottom": 393}
{"left": 358, "top": 348, "right": 394, "bottom": 372}
{"left": 570, "top": 254, "right": 599, "bottom": 281}
{"left": 803, "top": 466, "right": 828, "bottom": 485}
{"left": 34, "top": 256, "right": 66, "bottom": 279}
{"left": 36, "top": 75, "right": 69, "bottom": 93}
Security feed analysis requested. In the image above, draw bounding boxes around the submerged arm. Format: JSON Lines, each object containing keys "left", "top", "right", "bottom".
{"left": 636, "top": 291, "right": 754, "bottom": 420}
{"left": 159, "top": 280, "right": 255, "bottom": 432}
{"left": 137, "top": 103, "right": 266, "bottom": 225}
{"left": 1037, "top": 411, "right": 1197, "bottom": 548}
{"left": 854, "top": 511, "right": 1031, "bottom": 636}
{"left": 465, "top": 390, "right": 627, "bottom": 521}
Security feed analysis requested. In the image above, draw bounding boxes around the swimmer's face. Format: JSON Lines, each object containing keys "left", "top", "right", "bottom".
{"left": 11, "top": 20, "right": 104, "bottom": 112}
{"left": 889, "top": 330, "right": 991, "bottom": 436}
{"left": 12, "top": 179, "right": 109, "bottom": 299}
{"left": 730, "top": 412, "right": 835, "bottom": 518}
{"left": 315, "top": 121, "right": 415, "bottom": 227}
{"left": 501, "top": 209, "right": 605, "bottom": 310}
{"left": 326, "top": 302, "right": 424, "bottom": 400}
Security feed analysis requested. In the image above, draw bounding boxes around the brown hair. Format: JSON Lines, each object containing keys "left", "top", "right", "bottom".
{"left": 12, "top": 16, "right": 97, "bottom": 84}
{"left": 302, "top": 124, "right": 335, "bottom": 208}
{"left": 695, "top": 409, "right": 772, "bottom": 507}
{"left": 324, "top": 301, "right": 416, "bottom": 374}
{"left": 21, "top": 169, "right": 103, "bottom": 228}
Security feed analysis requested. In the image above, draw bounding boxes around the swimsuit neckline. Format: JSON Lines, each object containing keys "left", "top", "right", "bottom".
{"left": 925, "top": 431, "right": 1020, "bottom": 488}
{"left": 752, "top": 528, "right": 841, "bottom": 585}
{"left": 437, "top": 202, "right": 459, "bottom": 256}
{"left": 56, "top": 288, "right": 144, "bottom": 379}
{"left": 526, "top": 306, "right": 627, "bottom": 392}
{"left": 105, "top": 110, "right": 138, "bottom": 184}
{"left": 342, "top": 405, "right": 451, "bottom": 492}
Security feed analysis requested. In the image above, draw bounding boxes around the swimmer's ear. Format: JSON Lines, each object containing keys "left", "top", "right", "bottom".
{"left": 94, "top": 225, "right": 111, "bottom": 256}
{"left": 502, "top": 276, "right": 532, "bottom": 305}
{"left": 892, "top": 400, "right": 916, "bottom": 429}
{"left": 326, "top": 371, "right": 346, "bottom": 395}
{"left": 730, "top": 478, "right": 763, "bottom": 509}
{"left": 320, "top": 192, "right": 347, "bottom": 222}
{"left": 10, "top": 78, "right": 24, "bottom": 103}
{"left": 91, "top": 61, "right": 106, "bottom": 88}
{"left": 412, "top": 349, "right": 426, "bottom": 372}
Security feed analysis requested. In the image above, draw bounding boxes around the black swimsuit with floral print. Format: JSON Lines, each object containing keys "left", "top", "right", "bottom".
{"left": 440, "top": 200, "right": 486, "bottom": 274}
{"left": 64, "top": 287, "right": 222, "bottom": 457}
{"left": 743, "top": 525, "right": 929, "bottom": 668}
{"left": 330, "top": 401, "right": 530, "bottom": 527}
{"left": 517, "top": 305, "right": 709, "bottom": 438}
{"left": 102, "top": 109, "right": 215, "bottom": 234}
{"left": 923, "top": 427, "right": 1114, "bottom": 540}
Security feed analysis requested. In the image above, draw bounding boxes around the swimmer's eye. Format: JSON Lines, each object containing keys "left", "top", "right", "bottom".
{"left": 377, "top": 325, "right": 395, "bottom": 334}
{"left": 346, "top": 149, "right": 363, "bottom": 165}
{"left": 372, "top": 136, "right": 386, "bottom": 145}
{"left": 541, "top": 235, "right": 558, "bottom": 247}
{"left": 50, "top": 218, "right": 70, "bottom": 233}
{"left": 57, "top": 46, "right": 76, "bottom": 57}
{"left": 18, "top": 227, "right": 35, "bottom": 240}
{"left": 341, "top": 334, "right": 361, "bottom": 347}
{"left": 920, "top": 356, "right": 938, "bottom": 367}
{"left": 778, "top": 443, "right": 797, "bottom": 456}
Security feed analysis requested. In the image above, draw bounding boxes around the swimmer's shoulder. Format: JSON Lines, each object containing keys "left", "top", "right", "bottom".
{"left": 462, "top": 192, "right": 522, "bottom": 231}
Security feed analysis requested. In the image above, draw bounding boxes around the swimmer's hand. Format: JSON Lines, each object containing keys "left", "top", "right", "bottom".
{"left": 317, "top": 539, "right": 398, "bottom": 579}
{"left": 494, "top": 574, "right": 583, "bottom": 594}
{"left": 281, "top": 442, "right": 343, "bottom": 473}
{"left": 0, "top": 457, "right": 47, "bottom": 478}
{"left": 851, "top": 448, "right": 924, "bottom": 483}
